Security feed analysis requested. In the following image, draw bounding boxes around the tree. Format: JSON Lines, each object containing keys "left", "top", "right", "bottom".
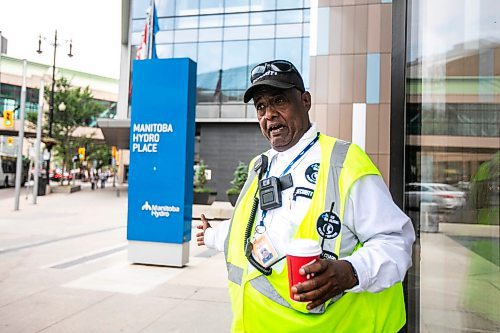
{"left": 226, "top": 161, "right": 248, "bottom": 195}
{"left": 26, "top": 77, "right": 106, "bottom": 171}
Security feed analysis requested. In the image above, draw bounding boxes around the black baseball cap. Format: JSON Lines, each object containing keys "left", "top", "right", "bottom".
{"left": 243, "top": 60, "right": 305, "bottom": 103}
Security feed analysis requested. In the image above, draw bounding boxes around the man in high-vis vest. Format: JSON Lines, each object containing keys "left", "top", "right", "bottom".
{"left": 197, "top": 60, "right": 415, "bottom": 333}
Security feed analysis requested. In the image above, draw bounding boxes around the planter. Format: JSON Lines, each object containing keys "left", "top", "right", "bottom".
{"left": 50, "top": 185, "right": 81, "bottom": 194}
{"left": 227, "top": 193, "right": 239, "bottom": 207}
{"left": 193, "top": 191, "right": 217, "bottom": 205}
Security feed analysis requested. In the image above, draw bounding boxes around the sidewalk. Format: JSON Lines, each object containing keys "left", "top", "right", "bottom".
{"left": 0, "top": 184, "right": 232, "bottom": 333}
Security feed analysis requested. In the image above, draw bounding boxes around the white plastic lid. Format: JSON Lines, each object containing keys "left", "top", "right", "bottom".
{"left": 287, "top": 239, "right": 322, "bottom": 257}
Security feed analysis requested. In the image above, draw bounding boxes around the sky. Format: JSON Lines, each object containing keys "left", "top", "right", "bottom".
{"left": 0, "top": 0, "right": 121, "bottom": 79}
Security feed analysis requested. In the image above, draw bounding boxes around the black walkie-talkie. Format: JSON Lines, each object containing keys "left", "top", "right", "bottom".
{"left": 254, "top": 154, "right": 268, "bottom": 177}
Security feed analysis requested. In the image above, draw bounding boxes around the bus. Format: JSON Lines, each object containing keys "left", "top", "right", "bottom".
{"left": 0, "top": 154, "right": 16, "bottom": 188}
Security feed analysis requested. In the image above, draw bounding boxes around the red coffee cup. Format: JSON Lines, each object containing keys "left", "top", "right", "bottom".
{"left": 286, "top": 239, "right": 322, "bottom": 300}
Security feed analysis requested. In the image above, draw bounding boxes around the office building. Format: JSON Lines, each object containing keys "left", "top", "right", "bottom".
{"left": 108, "top": 1, "right": 499, "bottom": 331}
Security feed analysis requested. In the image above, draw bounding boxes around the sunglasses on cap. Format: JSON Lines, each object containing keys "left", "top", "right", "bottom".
{"left": 250, "top": 60, "right": 300, "bottom": 83}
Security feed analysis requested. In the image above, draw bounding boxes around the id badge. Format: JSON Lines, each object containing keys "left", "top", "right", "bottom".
{"left": 252, "top": 232, "right": 279, "bottom": 268}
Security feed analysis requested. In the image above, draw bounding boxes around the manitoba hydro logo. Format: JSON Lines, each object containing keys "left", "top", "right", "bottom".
{"left": 141, "top": 201, "right": 180, "bottom": 218}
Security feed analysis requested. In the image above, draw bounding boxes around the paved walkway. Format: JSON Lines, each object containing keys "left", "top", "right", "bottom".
{"left": 0, "top": 184, "right": 232, "bottom": 333}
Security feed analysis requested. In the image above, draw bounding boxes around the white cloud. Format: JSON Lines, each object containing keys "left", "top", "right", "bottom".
{"left": 0, "top": 0, "right": 121, "bottom": 79}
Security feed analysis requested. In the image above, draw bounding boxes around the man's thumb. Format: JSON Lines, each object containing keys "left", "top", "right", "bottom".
{"left": 201, "top": 214, "right": 211, "bottom": 229}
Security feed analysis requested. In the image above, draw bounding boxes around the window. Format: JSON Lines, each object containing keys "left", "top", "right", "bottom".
{"left": 174, "top": 43, "right": 198, "bottom": 61}
{"left": 248, "top": 39, "right": 275, "bottom": 68}
{"left": 275, "top": 38, "right": 302, "bottom": 70}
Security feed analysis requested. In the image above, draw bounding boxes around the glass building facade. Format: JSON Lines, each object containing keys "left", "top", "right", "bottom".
{"left": 395, "top": 0, "right": 500, "bottom": 331}
{"left": 130, "top": 0, "right": 310, "bottom": 119}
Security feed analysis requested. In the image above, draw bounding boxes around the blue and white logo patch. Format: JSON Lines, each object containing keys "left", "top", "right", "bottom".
{"left": 305, "top": 163, "right": 320, "bottom": 184}
{"left": 316, "top": 211, "right": 341, "bottom": 240}
{"left": 293, "top": 187, "right": 314, "bottom": 201}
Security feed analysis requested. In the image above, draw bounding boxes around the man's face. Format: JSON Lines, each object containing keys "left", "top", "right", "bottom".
{"left": 253, "top": 87, "right": 311, "bottom": 152}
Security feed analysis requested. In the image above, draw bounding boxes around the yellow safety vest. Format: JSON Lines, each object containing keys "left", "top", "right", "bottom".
{"left": 224, "top": 134, "right": 406, "bottom": 333}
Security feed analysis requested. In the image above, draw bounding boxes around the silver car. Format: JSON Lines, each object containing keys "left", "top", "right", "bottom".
{"left": 405, "top": 182, "right": 466, "bottom": 211}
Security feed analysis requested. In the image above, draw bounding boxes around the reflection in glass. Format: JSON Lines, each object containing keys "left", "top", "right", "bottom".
{"left": 156, "top": 30, "right": 174, "bottom": 44}
{"left": 175, "top": 0, "right": 200, "bottom": 16}
{"left": 174, "top": 29, "right": 198, "bottom": 43}
{"left": 225, "top": 0, "right": 249, "bottom": 13}
{"left": 303, "top": 9, "right": 310, "bottom": 22}
{"left": 250, "top": 0, "right": 276, "bottom": 11}
{"left": 276, "top": 38, "right": 302, "bottom": 71}
{"left": 200, "top": 0, "right": 224, "bottom": 14}
{"left": 132, "top": 19, "right": 146, "bottom": 32}
{"left": 249, "top": 25, "right": 275, "bottom": 39}
{"left": 249, "top": 39, "right": 275, "bottom": 68}
{"left": 132, "top": 0, "right": 150, "bottom": 19}
{"left": 276, "top": 23, "right": 303, "bottom": 38}
{"left": 174, "top": 43, "right": 198, "bottom": 61}
{"left": 277, "top": 0, "right": 303, "bottom": 10}
{"left": 156, "top": 0, "right": 175, "bottom": 17}
{"left": 131, "top": 0, "right": 310, "bottom": 119}
{"left": 175, "top": 16, "right": 198, "bottom": 29}
{"left": 405, "top": 0, "right": 500, "bottom": 332}
{"left": 199, "top": 14, "right": 223, "bottom": 28}
{"left": 276, "top": 9, "right": 302, "bottom": 23}
{"left": 222, "top": 41, "right": 249, "bottom": 99}
{"left": 158, "top": 18, "right": 174, "bottom": 30}
{"left": 250, "top": 11, "right": 276, "bottom": 25}
{"left": 224, "top": 27, "right": 249, "bottom": 41}
{"left": 156, "top": 44, "right": 173, "bottom": 58}
{"left": 198, "top": 42, "right": 223, "bottom": 103}
{"left": 199, "top": 28, "right": 223, "bottom": 42}
{"left": 224, "top": 13, "right": 250, "bottom": 26}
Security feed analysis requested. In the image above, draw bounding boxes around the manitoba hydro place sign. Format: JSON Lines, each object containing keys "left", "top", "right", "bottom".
{"left": 127, "top": 58, "right": 196, "bottom": 267}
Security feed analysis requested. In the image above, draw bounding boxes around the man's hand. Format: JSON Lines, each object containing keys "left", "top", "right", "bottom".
{"left": 196, "top": 214, "right": 211, "bottom": 246}
{"left": 290, "top": 259, "right": 358, "bottom": 310}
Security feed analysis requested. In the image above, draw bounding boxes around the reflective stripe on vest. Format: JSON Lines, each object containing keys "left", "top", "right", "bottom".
{"left": 321, "top": 139, "right": 351, "bottom": 260}
{"left": 225, "top": 134, "right": 406, "bottom": 333}
{"left": 249, "top": 275, "right": 292, "bottom": 309}
{"left": 225, "top": 137, "right": 350, "bottom": 310}
{"left": 227, "top": 262, "right": 243, "bottom": 285}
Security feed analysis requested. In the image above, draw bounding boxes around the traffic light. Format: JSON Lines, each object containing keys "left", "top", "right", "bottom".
{"left": 78, "top": 147, "right": 85, "bottom": 161}
{"left": 111, "top": 146, "right": 117, "bottom": 158}
{"left": 3, "top": 110, "right": 14, "bottom": 128}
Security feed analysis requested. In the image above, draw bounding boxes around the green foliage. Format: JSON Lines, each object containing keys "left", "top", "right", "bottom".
{"left": 194, "top": 160, "right": 208, "bottom": 190}
{"left": 226, "top": 161, "right": 248, "bottom": 195}
{"left": 26, "top": 77, "right": 106, "bottom": 170}
{"left": 76, "top": 136, "right": 112, "bottom": 168}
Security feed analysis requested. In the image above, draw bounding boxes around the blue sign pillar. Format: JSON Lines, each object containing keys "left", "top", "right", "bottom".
{"left": 127, "top": 58, "right": 196, "bottom": 267}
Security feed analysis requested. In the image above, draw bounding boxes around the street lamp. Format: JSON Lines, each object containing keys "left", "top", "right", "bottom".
{"left": 58, "top": 101, "right": 66, "bottom": 112}
{"left": 36, "top": 30, "right": 73, "bottom": 182}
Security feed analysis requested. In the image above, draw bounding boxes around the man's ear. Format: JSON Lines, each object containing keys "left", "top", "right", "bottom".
{"left": 302, "top": 91, "right": 312, "bottom": 111}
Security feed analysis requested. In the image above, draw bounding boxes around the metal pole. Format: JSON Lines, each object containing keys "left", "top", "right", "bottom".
{"left": 14, "top": 60, "right": 27, "bottom": 211}
{"left": 72, "top": 160, "right": 76, "bottom": 186}
{"left": 45, "top": 29, "right": 57, "bottom": 185}
{"left": 33, "top": 80, "right": 44, "bottom": 204}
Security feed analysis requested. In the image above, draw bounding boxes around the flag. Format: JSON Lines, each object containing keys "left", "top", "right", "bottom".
{"left": 149, "top": 2, "right": 159, "bottom": 59}
{"left": 135, "top": 0, "right": 159, "bottom": 60}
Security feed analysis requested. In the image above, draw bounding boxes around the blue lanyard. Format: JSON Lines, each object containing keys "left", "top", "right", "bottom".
{"left": 259, "top": 132, "right": 320, "bottom": 225}
{"left": 265, "top": 132, "right": 320, "bottom": 179}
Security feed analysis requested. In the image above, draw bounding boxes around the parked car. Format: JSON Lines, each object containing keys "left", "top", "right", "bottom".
{"left": 51, "top": 171, "right": 73, "bottom": 182}
{"left": 405, "top": 182, "right": 466, "bottom": 211}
